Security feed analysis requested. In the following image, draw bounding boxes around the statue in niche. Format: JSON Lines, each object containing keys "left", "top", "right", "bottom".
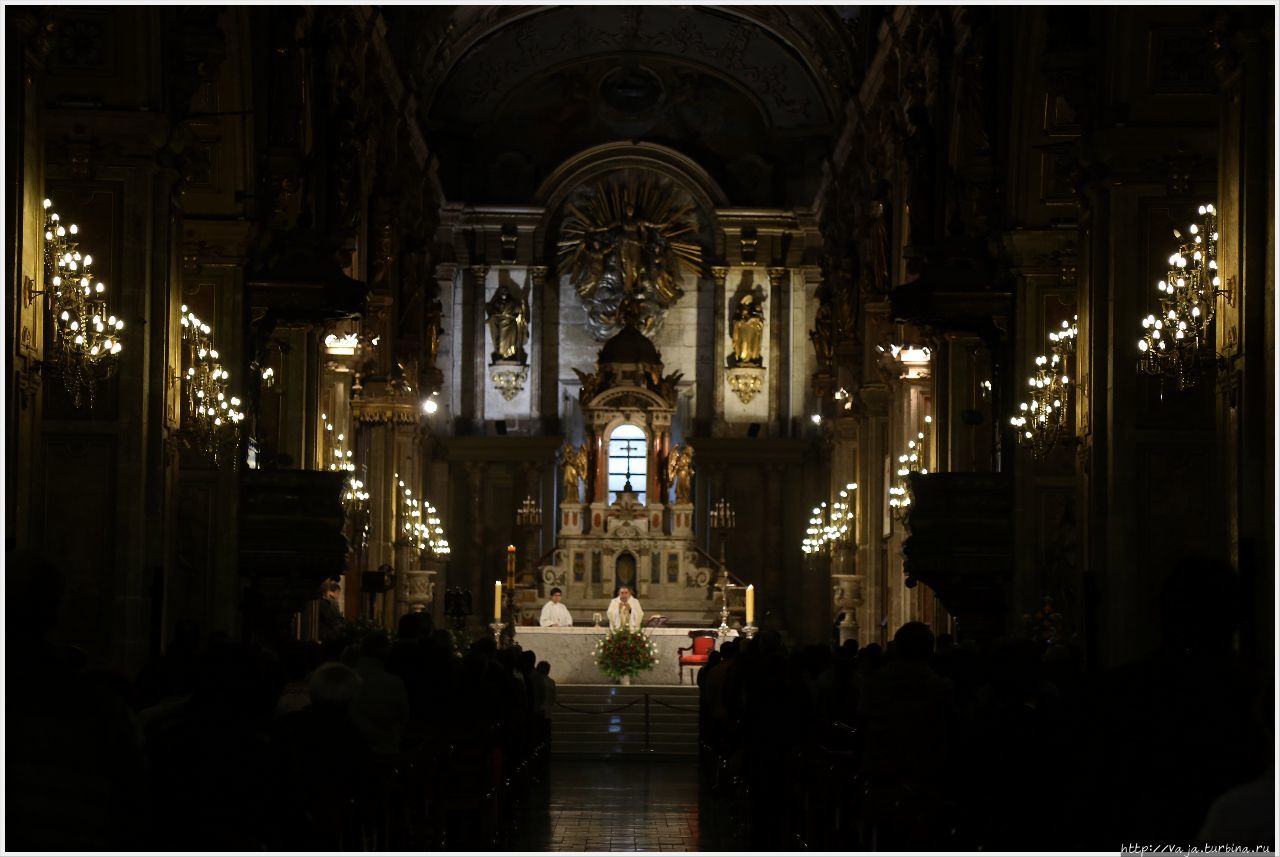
{"left": 810, "top": 291, "right": 835, "bottom": 367}
{"left": 485, "top": 278, "right": 528, "bottom": 364}
{"left": 560, "top": 442, "right": 588, "bottom": 505}
{"left": 730, "top": 292, "right": 766, "bottom": 366}
{"left": 558, "top": 173, "right": 703, "bottom": 339}
{"left": 862, "top": 196, "right": 891, "bottom": 296}
{"left": 667, "top": 444, "right": 695, "bottom": 505}
{"left": 833, "top": 275, "right": 857, "bottom": 341}
{"left": 425, "top": 295, "right": 442, "bottom": 368}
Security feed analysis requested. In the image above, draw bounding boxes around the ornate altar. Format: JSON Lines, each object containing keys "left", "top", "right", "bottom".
{"left": 537, "top": 324, "right": 720, "bottom": 626}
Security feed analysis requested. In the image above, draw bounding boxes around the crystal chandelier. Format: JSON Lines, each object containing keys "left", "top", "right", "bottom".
{"left": 179, "top": 305, "right": 243, "bottom": 464}
{"left": 888, "top": 417, "right": 931, "bottom": 520}
{"left": 396, "top": 475, "right": 451, "bottom": 562}
{"left": 802, "top": 482, "right": 856, "bottom": 555}
{"left": 39, "top": 198, "right": 124, "bottom": 407}
{"left": 1010, "top": 316, "right": 1078, "bottom": 459}
{"left": 1137, "top": 203, "right": 1224, "bottom": 390}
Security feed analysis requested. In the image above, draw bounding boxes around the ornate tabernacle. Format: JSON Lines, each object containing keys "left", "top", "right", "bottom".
{"left": 539, "top": 324, "right": 722, "bottom": 626}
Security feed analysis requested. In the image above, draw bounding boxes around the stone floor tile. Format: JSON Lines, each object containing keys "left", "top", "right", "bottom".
{"left": 507, "top": 758, "right": 750, "bottom": 852}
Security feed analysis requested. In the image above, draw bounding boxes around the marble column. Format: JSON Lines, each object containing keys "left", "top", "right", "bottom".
{"left": 527, "top": 266, "right": 547, "bottom": 424}
{"left": 1213, "top": 16, "right": 1274, "bottom": 663}
{"left": 462, "top": 265, "right": 488, "bottom": 427}
{"left": 711, "top": 266, "right": 728, "bottom": 431}
{"left": 766, "top": 267, "right": 788, "bottom": 432}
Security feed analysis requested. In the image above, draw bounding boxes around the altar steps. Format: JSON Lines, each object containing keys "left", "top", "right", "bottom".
{"left": 550, "top": 684, "right": 701, "bottom": 759}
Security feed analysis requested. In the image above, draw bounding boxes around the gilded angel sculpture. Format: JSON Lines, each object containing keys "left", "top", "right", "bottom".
{"left": 558, "top": 174, "right": 703, "bottom": 340}
{"left": 560, "top": 442, "right": 589, "bottom": 505}
{"left": 667, "top": 444, "right": 694, "bottom": 505}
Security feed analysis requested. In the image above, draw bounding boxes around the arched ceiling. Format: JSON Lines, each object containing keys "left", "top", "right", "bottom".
{"left": 392, "top": 6, "right": 862, "bottom": 209}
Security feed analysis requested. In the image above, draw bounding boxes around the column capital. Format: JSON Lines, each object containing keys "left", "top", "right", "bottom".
{"left": 434, "top": 261, "right": 457, "bottom": 283}
{"left": 799, "top": 265, "right": 824, "bottom": 287}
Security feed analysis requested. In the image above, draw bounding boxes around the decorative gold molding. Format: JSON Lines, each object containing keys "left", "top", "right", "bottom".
{"left": 490, "top": 362, "right": 529, "bottom": 401}
{"left": 352, "top": 398, "right": 422, "bottom": 425}
{"left": 726, "top": 366, "right": 765, "bottom": 405}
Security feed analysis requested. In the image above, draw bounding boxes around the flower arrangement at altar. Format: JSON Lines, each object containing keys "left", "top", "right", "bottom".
{"left": 594, "top": 626, "right": 659, "bottom": 681}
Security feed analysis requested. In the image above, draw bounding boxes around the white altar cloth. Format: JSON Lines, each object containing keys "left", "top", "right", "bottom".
{"left": 512, "top": 626, "right": 725, "bottom": 686}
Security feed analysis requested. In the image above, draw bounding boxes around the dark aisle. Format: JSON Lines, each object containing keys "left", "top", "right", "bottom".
{"left": 505, "top": 757, "right": 749, "bottom": 852}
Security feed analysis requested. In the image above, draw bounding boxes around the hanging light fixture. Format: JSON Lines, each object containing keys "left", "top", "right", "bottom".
{"left": 889, "top": 416, "right": 931, "bottom": 520}
{"left": 322, "top": 413, "right": 370, "bottom": 546}
{"left": 1010, "top": 316, "right": 1077, "bottom": 459}
{"left": 179, "top": 305, "right": 243, "bottom": 465}
{"left": 396, "top": 475, "right": 451, "bottom": 562}
{"left": 801, "top": 482, "right": 856, "bottom": 555}
{"left": 321, "top": 413, "right": 356, "bottom": 475}
{"left": 1137, "top": 203, "right": 1226, "bottom": 390}
{"left": 343, "top": 471, "right": 371, "bottom": 550}
{"left": 38, "top": 198, "right": 124, "bottom": 407}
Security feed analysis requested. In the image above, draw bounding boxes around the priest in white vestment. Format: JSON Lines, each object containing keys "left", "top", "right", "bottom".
{"left": 607, "top": 586, "right": 644, "bottom": 631}
{"left": 539, "top": 587, "right": 574, "bottom": 627}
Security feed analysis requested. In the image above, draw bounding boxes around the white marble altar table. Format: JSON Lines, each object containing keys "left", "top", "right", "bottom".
{"left": 512, "top": 626, "right": 727, "bottom": 686}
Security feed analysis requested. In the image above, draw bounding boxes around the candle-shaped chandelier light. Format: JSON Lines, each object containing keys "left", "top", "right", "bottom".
{"left": 322, "top": 413, "right": 356, "bottom": 475}
{"left": 1010, "top": 316, "right": 1078, "bottom": 459}
{"left": 344, "top": 474, "right": 371, "bottom": 550}
{"left": 40, "top": 198, "right": 124, "bottom": 407}
{"left": 323, "top": 413, "right": 369, "bottom": 543}
{"left": 516, "top": 495, "right": 543, "bottom": 528}
{"left": 802, "top": 482, "right": 856, "bottom": 555}
{"left": 396, "top": 475, "right": 451, "bottom": 562}
{"left": 179, "top": 305, "right": 243, "bottom": 465}
{"left": 1138, "top": 203, "right": 1225, "bottom": 390}
{"left": 888, "top": 416, "right": 931, "bottom": 520}
{"left": 709, "top": 497, "right": 737, "bottom": 530}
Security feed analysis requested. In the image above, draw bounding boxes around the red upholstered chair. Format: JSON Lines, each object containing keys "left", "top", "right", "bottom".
{"left": 677, "top": 630, "right": 717, "bottom": 684}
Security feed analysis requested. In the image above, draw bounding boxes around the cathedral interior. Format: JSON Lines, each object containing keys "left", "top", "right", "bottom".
{"left": 5, "top": 5, "right": 1276, "bottom": 853}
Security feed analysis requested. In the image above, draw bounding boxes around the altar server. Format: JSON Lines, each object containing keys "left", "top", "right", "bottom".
{"left": 539, "top": 587, "right": 574, "bottom": 627}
